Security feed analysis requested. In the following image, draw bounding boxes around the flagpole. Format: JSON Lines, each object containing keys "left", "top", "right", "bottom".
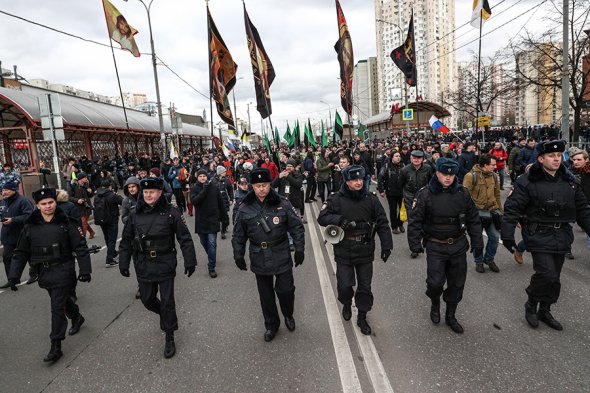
{"left": 475, "top": 13, "right": 485, "bottom": 145}
{"left": 206, "top": 1, "right": 214, "bottom": 138}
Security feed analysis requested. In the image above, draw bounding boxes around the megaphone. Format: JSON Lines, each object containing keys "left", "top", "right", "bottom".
{"left": 324, "top": 225, "right": 344, "bottom": 244}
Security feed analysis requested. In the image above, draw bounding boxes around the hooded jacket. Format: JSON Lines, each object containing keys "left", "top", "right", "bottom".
{"left": 463, "top": 165, "right": 503, "bottom": 213}
{"left": 0, "top": 192, "right": 34, "bottom": 245}
{"left": 121, "top": 176, "right": 140, "bottom": 225}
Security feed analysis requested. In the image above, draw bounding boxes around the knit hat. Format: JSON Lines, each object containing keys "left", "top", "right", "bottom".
{"left": 196, "top": 169, "right": 208, "bottom": 177}
{"left": 149, "top": 168, "right": 161, "bottom": 177}
{"left": 216, "top": 166, "right": 227, "bottom": 175}
{"left": 286, "top": 159, "right": 297, "bottom": 166}
{"left": 2, "top": 181, "right": 18, "bottom": 191}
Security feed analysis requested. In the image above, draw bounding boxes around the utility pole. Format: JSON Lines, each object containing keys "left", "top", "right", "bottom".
{"left": 561, "top": 0, "right": 570, "bottom": 142}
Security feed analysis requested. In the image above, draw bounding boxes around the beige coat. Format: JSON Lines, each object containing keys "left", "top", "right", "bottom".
{"left": 463, "top": 164, "right": 503, "bottom": 213}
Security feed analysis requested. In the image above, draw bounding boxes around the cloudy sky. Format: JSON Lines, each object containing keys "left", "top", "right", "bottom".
{"left": 0, "top": 0, "right": 545, "bottom": 134}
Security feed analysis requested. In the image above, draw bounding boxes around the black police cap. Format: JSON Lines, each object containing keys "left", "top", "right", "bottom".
{"left": 250, "top": 168, "right": 272, "bottom": 184}
{"left": 140, "top": 177, "right": 164, "bottom": 190}
{"left": 32, "top": 187, "right": 57, "bottom": 203}
{"left": 536, "top": 140, "right": 566, "bottom": 155}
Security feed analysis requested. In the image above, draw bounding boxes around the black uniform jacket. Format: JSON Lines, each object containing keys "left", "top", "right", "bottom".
{"left": 119, "top": 196, "right": 197, "bottom": 282}
{"left": 9, "top": 207, "right": 91, "bottom": 289}
{"left": 502, "top": 163, "right": 590, "bottom": 254}
{"left": 317, "top": 185, "right": 393, "bottom": 265}
{"left": 232, "top": 189, "right": 305, "bottom": 276}
{"left": 408, "top": 176, "right": 483, "bottom": 253}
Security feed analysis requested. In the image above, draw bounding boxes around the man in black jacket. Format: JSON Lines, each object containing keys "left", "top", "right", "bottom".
{"left": 407, "top": 158, "right": 483, "bottom": 334}
{"left": 378, "top": 151, "right": 404, "bottom": 234}
{"left": 502, "top": 140, "right": 590, "bottom": 331}
{"left": 8, "top": 187, "right": 92, "bottom": 363}
{"left": 119, "top": 177, "right": 197, "bottom": 358}
{"left": 68, "top": 173, "right": 95, "bottom": 239}
{"left": 232, "top": 168, "right": 305, "bottom": 342}
{"left": 94, "top": 180, "right": 123, "bottom": 268}
{"left": 190, "top": 169, "right": 228, "bottom": 278}
{"left": 317, "top": 165, "right": 393, "bottom": 336}
{"left": 0, "top": 181, "right": 34, "bottom": 287}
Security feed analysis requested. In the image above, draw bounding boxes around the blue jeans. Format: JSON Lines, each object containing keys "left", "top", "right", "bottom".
{"left": 473, "top": 219, "right": 500, "bottom": 264}
{"left": 517, "top": 240, "right": 526, "bottom": 253}
{"left": 364, "top": 175, "right": 371, "bottom": 193}
{"left": 100, "top": 222, "right": 119, "bottom": 264}
{"left": 198, "top": 233, "right": 217, "bottom": 271}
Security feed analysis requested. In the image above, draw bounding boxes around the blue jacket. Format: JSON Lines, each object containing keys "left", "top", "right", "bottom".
{"left": 0, "top": 193, "right": 34, "bottom": 245}
{"left": 167, "top": 165, "right": 185, "bottom": 189}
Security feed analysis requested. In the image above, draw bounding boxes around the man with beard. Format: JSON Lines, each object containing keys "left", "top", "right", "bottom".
{"left": 570, "top": 148, "right": 590, "bottom": 250}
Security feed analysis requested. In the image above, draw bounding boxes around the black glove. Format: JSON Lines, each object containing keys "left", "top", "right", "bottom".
{"left": 8, "top": 278, "right": 18, "bottom": 291}
{"left": 502, "top": 239, "right": 517, "bottom": 254}
{"left": 120, "top": 269, "right": 130, "bottom": 277}
{"left": 471, "top": 247, "right": 484, "bottom": 257}
{"left": 203, "top": 181, "right": 210, "bottom": 190}
{"left": 341, "top": 220, "right": 357, "bottom": 230}
{"left": 235, "top": 257, "right": 247, "bottom": 271}
{"left": 411, "top": 247, "right": 424, "bottom": 254}
{"left": 381, "top": 249, "right": 392, "bottom": 263}
{"left": 78, "top": 273, "right": 91, "bottom": 283}
{"left": 294, "top": 251, "right": 304, "bottom": 266}
{"left": 184, "top": 266, "right": 195, "bottom": 277}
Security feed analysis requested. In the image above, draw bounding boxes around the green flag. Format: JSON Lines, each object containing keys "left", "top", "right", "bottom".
{"left": 274, "top": 126, "right": 280, "bottom": 145}
{"left": 264, "top": 132, "right": 272, "bottom": 155}
{"left": 294, "top": 120, "right": 300, "bottom": 149}
{"left": 283, "top": 123, "right": 292, "bottom": 145}
{"left": 304, "top": 119, "right": 316, "bottom": 147}
{"left": 321, "top": 120, "right": 328, "bottom": 147}
{"left": 334, "top": 111, "right": 344, "bottom": 141}
{"left": 357, "top": 122, "right": 368, "bottom": 140}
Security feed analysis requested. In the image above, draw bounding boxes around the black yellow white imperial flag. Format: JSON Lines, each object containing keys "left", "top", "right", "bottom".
{"left": 471, "top": 0, "right": 492, "bottom": 29}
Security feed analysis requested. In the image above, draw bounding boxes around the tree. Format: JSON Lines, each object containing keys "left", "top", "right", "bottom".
{"left": 509, "top": 0, "right": 590, "bottom": 141}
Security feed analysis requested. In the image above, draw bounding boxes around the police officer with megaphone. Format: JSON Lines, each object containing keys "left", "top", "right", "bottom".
{"left": 318, "top": 165, "right": 393, "bottom": 335}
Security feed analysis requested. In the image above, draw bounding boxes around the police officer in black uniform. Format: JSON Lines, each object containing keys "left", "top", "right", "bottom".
{"left": 501, "top": 140, "right": 590, "bottom": 330}
{"left": 232, "top": 168, "right": 305, "bottom": 342}
{"left": 119, "top": 177, "right": 197, "bottom": 358}
{"left": 317, "top": 165, "right": 393, "bottom": 336}
{"left": 7, "top": 187, "right": 92, "bottom": 363}
{"left": 407, "top": 158, "right": 483, "bottom": 334}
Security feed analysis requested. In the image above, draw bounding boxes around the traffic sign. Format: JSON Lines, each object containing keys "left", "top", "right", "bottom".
{"left": 402, "top": 109, "right": 414, "bottom": 121}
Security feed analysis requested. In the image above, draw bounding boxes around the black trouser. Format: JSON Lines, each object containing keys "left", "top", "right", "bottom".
{"left": 138, "top": 278, "right": 178, "bottom": 332}
{"left": 336, "top": 262, "right": 374, "bottom": 313}
{"left": 172, "top": 188, "right": 186, "bottom": 211}
{"left": 255, "top": 270, "right": 295, "bottom": 331}
{"left": 47, "top": 284, "right": 80, "bottom": 341}
{"left": 386, "top": 195, "right": 403, "bottom": 229}
{"left": 317, "top": 180, "right": 329, "bottom": 203}
{"left": 100, "top": 222, "right": 119, "bottom": 264}
{"left": 425, "top": 240, "right": 468, "bottom": 305}
{"left": 305, "top": 176, "right": 317, "bottom": 201}
{"left": 3, "top": 244, "right": 16, "bottom": 280}
{"left": 527, "top": 252, "right": 565, "bottom": 304}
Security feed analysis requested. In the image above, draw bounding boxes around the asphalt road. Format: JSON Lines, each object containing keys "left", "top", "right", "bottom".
{"left": 1, "top": 182, "right": 590, "bottom": 393}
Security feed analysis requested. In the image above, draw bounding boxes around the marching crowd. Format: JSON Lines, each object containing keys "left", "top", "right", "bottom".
{"left": 2, "top": 128, "right": 590, "bottom": 363}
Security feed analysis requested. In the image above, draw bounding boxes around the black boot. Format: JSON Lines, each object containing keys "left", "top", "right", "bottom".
{"left": 430, "top": 298, "right": 441, "bottom": 324}
{"left": 43, "top": 340, "right": 63, "bottom": 363}
{"left": 342, "top": 304, "right": 352, "bottom": 321}
{"left": 68, "top": 314, "right": 85, "bottom": 335}
{"left": 524, "top": 299, "right": 539, "bottom": 328}
{"left": 445, "top": 304, "right": 464, "bottom": 334}
{"left": 357, "top": 312, "right": 372, "bottom": 335}
{"left": 537, "top": 303, "right": 563, "bottom": 331}
{"left": 164, "top": 332, "right": 176, "bottom": 359}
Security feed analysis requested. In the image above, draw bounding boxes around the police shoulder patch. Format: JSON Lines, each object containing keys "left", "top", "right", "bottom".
{"left": 77, "top": 227, "right": 84, "bottom": 237}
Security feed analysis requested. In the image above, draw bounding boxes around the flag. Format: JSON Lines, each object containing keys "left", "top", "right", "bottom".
{"left": 102, "top": 0, "right": 140, "bottom": 57}
{"left": 429, "top": 115, "right": 450, "bottom": 133}
{"left": 169, "top": 139, "right": 178, "bottom": 159}
{"left": 208, "top": 7, "right": 238, "bottom": 133}
{"left": 334, "top": 111, "right": 344, "bottom": 140}
{"left": 304, "top": 119, "right": 317, "bottom": 147}
{"left": 321, "top": 120, "right": 328, "bottom": 148}
{"left": 244, "top": 4, "right": 276, "bottom": 119}
{"left": 283, "top": 123, "right": 292, "bottom": 145}
{"left": 264, "top": 132, "right": 272, "bottom": 155}
{"left": 390, "top": 12, "right": 417, "bottom": 87}
{"left": 293, "top": 120, "right": 301, "bottom": 149}
{"left": 240, "top": 128, "right": 251, "bottom": 149}
{"left": 224, "top": 139, "right": 237, "bottom": 153}
{"left": 334, "top": 0, "right": 354, "bottom": 115}
{"left": 274, "top": 126, "right": 280, "bottom": 146}
{"left": 356, "top": 123, "right": 367, "bottom": 139}
{"left": 471, "top": 0, "right": 492, "bottom": 28}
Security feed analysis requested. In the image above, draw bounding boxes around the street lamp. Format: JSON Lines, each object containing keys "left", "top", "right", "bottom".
{"left": 319, "top": 100, "right": 333, "bottom": 134}
{"left": 124, "top": 0, "right": 166, "bottom": 156}
{"left": 232, "top": 77, "right": 244, "bottom": 138}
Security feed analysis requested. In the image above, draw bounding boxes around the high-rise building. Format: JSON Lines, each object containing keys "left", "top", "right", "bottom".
{"left": 352, "top": 57, "right": 379, "bottom": 123}
{"left": 375, "top": 0, "right": 456, "bottom": 115}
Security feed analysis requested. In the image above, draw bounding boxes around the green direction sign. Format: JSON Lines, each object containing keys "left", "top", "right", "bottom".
{"left": 402, "top": 108, "right": 414, "bottom": 121}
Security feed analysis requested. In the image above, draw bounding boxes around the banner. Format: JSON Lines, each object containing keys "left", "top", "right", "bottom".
{"left": 471, "top": 0, "right": 492, "bottom": 28}
{"left": 208, "top": 7, "right": 238, "bottom": 132}
{"left": 334, "top": 0, "right": 354, "bottom": 115}
{"left": 244, "top": 4, "right": 276, "bottom": 119}
{"left": 334, "top": 111, "right": 344, "bottom": 140}
{"left": 390, "top": 12, "right": 417, "bottom": 87}
{"left": 102, "top": 0, "right": 140, "bottom": 57}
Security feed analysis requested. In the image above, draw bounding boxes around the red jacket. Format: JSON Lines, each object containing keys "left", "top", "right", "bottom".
{"left": 489, "top": 148, "right": 508, "bottom": 170}
{"left": 261, "top": 162, "right": 279, "bottom": 180}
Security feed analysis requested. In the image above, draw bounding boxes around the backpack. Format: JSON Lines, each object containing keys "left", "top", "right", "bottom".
{"left": 93, "top": 194, "right": 112, "bottom": 225}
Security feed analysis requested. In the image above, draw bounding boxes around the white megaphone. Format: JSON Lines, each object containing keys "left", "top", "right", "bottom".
{"left": 324, "top": 225, "right": 344, "bottom": 244}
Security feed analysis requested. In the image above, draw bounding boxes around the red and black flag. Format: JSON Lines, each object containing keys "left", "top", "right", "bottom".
{"left": 390, "top": 12, "right": 417, "bottom": 87}
{"left": 244, "top": 4, "right": 275, "bottom": 119}
{"left": 334, "top": 0, "right": 354, "bottom": 116}
{"left": 208, "top": 6, "right": 238, "bottom": 131}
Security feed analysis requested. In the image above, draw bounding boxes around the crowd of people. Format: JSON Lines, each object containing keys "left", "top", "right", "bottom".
{"left": 2, "top": 127, "right": 590, "bottom": 363}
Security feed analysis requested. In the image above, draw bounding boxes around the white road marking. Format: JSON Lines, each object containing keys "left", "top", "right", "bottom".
{"left": 307, "top": 206, "right": 363, "bottom": 393}
{"left": 311, "top": 203, "right": 395, "bottom": 393}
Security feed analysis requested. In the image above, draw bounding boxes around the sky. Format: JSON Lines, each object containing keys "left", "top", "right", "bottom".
{"left": 0, "top": 0, "right": 547, "bottom": 134}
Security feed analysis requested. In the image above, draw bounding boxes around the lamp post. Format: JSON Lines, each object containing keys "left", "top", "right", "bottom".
{"left": 125, "top": 0, "right": 166, "bottom": 155}
{"left": 319, "top": 100, "right": 333, "bottom": 136}
{"left": 231, "top": 77, "right": 244, "bottom": 138}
